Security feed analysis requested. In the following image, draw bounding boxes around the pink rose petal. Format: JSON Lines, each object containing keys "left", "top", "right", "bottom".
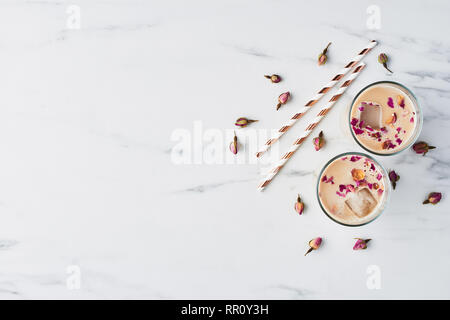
{"left": 353, "top": 126, "right": 364, "bottom": 135}
{"left": 387, "top": 97, "right": 394, "bottom": 108}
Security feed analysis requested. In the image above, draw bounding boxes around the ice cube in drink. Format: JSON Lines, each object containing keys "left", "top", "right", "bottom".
{"left": 359, "top": 102, "right": 382, "bottom": 130}
{"left": 345, "top": 188, "right": 378, "bottom": 217}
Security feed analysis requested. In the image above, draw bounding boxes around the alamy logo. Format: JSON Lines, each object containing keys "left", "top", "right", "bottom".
{"left": 66, "top": 265, "right": 81, "bottom": 290}
{"left": 366, "top": 5, "right": 381, "bottom": 30}
{"left": 66, "top": 5, "right": 81, "bottom": 30}
{"left": 170, "top": 120, "right": 279, "bottom": 167}
{"left": 366, "top": 265, "right": 381, "bottom": 290}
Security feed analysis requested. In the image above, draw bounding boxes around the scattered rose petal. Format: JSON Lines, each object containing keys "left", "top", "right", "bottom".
{"left": 350, "top": 156, "right": 362, "bottom": 162}
{"left": 397, "top": 95, "right": 405, "bottom": 108}
{"left": 387, "top": 97, "right": 394, "bottom": 108}
{"left": 386, "top": 113, "right": 397, "bottom": 124}
{"left": 351, "top": 118, "right": 358, "bottom": 126}
{"left": 336, "top": 191, "right": 346, "bottom": 197}
{"left": 396, "top": 138, "right": 402, "bottom": 145}
{"left": 410, "top": 117, "right": 414, "bottom": 123}
{"left": 382, "top": 140, "right": 396, "bottom": 150}
{"left": 322, "top": 175, "right": 334, "bottom": 184}
{"left": 376, "top": 173, "right": 382, "bottom": 181}
{"left": 358, "top": 120, "right": 365, "bottom": 128}
{"left": 352, "top": 126, "right": 364, "bottom": 135}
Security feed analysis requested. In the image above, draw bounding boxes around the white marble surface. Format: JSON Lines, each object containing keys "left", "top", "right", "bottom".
{"left": 0, "top": 0, "right": 449, "bottom": 299}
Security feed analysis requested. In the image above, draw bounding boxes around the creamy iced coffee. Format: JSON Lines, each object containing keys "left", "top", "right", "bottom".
{"left": 317, "top": 154, "right": 388, "bottom": 226}
{"left": 350, "top": 82, "right": 419, "bottom": 154}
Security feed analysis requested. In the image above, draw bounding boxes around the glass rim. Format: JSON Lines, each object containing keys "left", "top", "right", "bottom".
{"left": 348, "top": 80, "right": 423, "bottom": 156}
{"left": 316, "top": 151, "right": 391, "bottom": 227}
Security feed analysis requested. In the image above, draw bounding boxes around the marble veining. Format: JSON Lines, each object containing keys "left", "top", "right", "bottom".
{"left": 0, "top": 0, "right": 449, "bottom": 299}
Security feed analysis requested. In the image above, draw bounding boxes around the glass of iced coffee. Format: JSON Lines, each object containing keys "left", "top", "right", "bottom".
{"left": 317, "top": 152, "right": 390, "bottom": 226}
{"left": 349, "top": 81, "right": 422, "bottom": 155}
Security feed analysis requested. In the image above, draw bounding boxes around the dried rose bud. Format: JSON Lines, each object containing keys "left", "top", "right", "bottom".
{"left": 378, "top": 53, "right": 393, "bottom": 73}
{"left": 412, "top": 141, "right": 436, "bottom": 156}
{"left": 313, "top": 131, "right": 325, "bottom": 151}
{"left": 351, "top": 168, "right": 365, "bottom": 182}
{"left": 276, "top": 92, "right": 290, "bottom": 110}
{"left": 235, "top": 117, "right": 258, "bottom": 128}
{"left": 264, "top": 74, "right": 281, "bottom": 83}
{"left": 229, "top": 131, "right": 238, "bottom": 154}
{"left": 305, "top": 237, "right": 322, "bottom": 256}
{"left": 353, "top": 238, "right": 371, "bottom": 250}
{"left": 388, "top": 170, "right": 400, "bottom": 190}
{"left": 386, "top": 113, "right": 397, "bottom": 125}
{"left": 423, "top": 192, "right": 442, "bottom": 205}
{"left": 318, "top": 42, "right": 331, "bottom": 66}
{"left": 294, "top": 194, "right": 304, "bottom": 215}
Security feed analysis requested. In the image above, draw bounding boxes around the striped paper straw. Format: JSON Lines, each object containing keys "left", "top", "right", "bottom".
{"left": 258, "top": 63, "right": 366, "bottom": 191}
{"left": 255, "top": 40, "right": 377, "bottom": 158}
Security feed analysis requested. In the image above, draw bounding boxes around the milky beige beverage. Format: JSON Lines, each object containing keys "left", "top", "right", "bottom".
{"left": 350, "top": 82, "right": 420, "bottom": 155}
{"left": 317, "top": 154, "right": 388, "bottom": 226}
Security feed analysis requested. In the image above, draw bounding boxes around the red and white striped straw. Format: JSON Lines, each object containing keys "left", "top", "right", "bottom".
{"left": 255, "top": 40, "right": 377, "bottom": 158}
{"left": 258, "top": 63, "right": 366, "bottom": 191}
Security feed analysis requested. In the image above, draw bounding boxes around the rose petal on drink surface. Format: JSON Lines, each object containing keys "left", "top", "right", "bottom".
{"left": 352, "top": 126, "right": 364, "bottom": 135}
{"left": 387, "top": 97, "right": 394, "bottom": 108}
{"left": 350, "top": 156, "right": 362, "bottom": 162}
